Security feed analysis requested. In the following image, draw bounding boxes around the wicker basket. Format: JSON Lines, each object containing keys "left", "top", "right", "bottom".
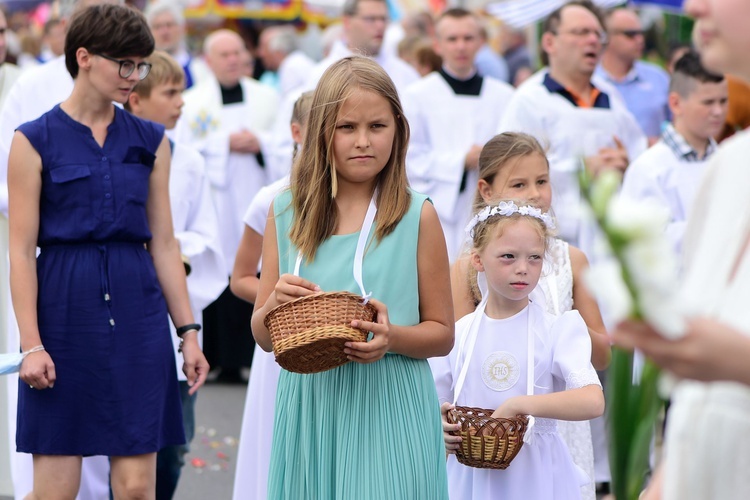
{"left": 447, "top": 406, "right": 528, "bottom": 469}
{"left": 264, "top": 291, "right": 377, "bottom": 374}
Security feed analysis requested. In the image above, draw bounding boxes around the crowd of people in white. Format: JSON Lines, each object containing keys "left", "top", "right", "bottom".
{"left": 0, "top": 0, "right": 748, "bottom": 498}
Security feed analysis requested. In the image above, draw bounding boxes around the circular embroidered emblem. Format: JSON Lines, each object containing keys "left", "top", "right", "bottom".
{"left": 481, "top": 351, "right": 520, "bottom": 392}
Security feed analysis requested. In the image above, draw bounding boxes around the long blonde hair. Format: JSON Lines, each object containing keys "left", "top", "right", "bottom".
{"left": 289, "top": 56, "right": 411, "bottom": 261}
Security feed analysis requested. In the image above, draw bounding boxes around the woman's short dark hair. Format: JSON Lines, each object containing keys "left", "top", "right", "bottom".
{"left": 65, "top": 4, "right": 155, "bottom": 79}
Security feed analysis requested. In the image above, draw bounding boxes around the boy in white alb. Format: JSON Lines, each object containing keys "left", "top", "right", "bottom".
{"left": 621, "top": 50, "right": 727, "bottom": 256}
{"left": 402, "top": 8, "right": 514, "bottom": 261}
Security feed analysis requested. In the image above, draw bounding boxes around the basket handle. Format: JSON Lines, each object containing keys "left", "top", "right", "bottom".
{"left": 294, "top": 192, "right": 377, "bottom": 303}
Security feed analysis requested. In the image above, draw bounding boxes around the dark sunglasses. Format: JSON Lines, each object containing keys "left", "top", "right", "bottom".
{"left": 616, "top": 29, "right": 645, "bottom": 39}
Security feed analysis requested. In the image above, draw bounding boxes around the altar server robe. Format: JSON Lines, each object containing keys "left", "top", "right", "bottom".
{"left": 403, "top": 72, "right": 514, "bottom": 260}
{"left": 0, "top": 64, "right": 20, "bottom": 109}
{"left": 278, "top": 50, "right": 315, "bottom": 98}
{"left": 498, "top": 69, "right": 646, "bottom": 254}
{"left": 0, "top": 56, "right": 73, "bottom": 215}
{"left": 620, "top": 139, "right": 710, "bottom": 257}
{"left": 306, "top": 40, "right": 419, "bottom": 97}
{"left": 175, "top": 74, "right": 279, "bottom": 274}
{"left": 167, "top": 142, "right": 227, "bottom": 374}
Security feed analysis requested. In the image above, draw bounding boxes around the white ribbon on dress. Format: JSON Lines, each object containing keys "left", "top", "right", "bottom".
{"left": 294, "top": 193, "right": 377, "bottom": 303}
{"left": 452, "top": 287, "right": 536, "bottom": 443}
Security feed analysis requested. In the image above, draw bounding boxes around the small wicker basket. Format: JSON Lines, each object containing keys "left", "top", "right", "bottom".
{"left": 447, "top": 406, "right": 528, "bottom": 469}
{"left": 264, "top": 291, "right": 377, "bottom": 374}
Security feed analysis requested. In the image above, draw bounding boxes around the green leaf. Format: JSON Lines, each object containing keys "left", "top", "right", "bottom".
{"left": 608, "top": 354, "right": 664, "bottom": 500}
{"left": 607, "top": 348, "right": 635, "bottom": 500}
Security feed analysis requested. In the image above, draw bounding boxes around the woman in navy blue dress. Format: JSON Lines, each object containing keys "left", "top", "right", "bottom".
{"left": 7, "top": 5, "right": 209, "bottom": 499}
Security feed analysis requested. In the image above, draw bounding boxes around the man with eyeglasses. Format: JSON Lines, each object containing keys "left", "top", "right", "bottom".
{"left": 595, "top": 8, "right": 670, "bottom": 145}
{"left": 305, "top": 0, "right": 419, "bottom": 94}
{"left": 499, "top": 0, "right": 645, "bottom": 252}
{"left": 498, "top": 5, "right": 647, "bottom": 497}
{"left": 263, "top": 0, "right": 419, "bottom": 183}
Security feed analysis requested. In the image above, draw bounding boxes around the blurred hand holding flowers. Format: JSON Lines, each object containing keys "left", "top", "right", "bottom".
{"left": 578, "top": 166, "right": 684, "bottom": 500}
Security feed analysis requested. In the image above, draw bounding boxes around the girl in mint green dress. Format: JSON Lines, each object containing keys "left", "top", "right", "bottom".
{"left": 251, "top": 56, "right": 453, "bottom": 499}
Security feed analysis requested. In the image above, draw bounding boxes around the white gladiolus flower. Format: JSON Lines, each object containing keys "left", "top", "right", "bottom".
{"left": 578, "top": 163, "right": 680, "bottom": 499}
{"left": 583, "top": 187, "right": 686, "bottom": 340}
{"left": 583, "top": 259, "right": 633, "bottom": 324}
{"left": 658, "top": 372, "right": 679, "bottom": 399}
{"left": 589, "top": 169, "right": 622, "bottom": 218}
{"left": 623, "top": 238, "right": 677, "bottom": 295}
{"left": 640, "top": 291, "right": 685, "bottom": 340}
{"left": 605, "top": 196, "right": 669, "bottom": 242}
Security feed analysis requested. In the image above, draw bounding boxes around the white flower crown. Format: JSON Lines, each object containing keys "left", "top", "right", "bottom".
{"left": 465, "top": 201, "right": 556, "bottom": 241}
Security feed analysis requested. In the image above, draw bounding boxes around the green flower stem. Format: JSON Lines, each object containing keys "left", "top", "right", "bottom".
{"left": 626, "top": 361, "right": 663, "bottom": 498}
{"left": 606, "top": 334, "right": 664, "bottom": 500}
{"left": 608, "top": 241, "right": 645, "bottom": 321}
{"left": 607, "top": 348, "right": 636, "bottom": 500}
{"left": 579, "top": 165, "right": 664, "bottom": 500}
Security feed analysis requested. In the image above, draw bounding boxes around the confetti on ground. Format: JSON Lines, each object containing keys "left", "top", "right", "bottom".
{"left": 186, "top": 425, "right": 239, "bottom": 473}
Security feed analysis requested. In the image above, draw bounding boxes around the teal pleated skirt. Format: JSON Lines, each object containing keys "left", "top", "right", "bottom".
{"left": 267, "top": 354, "right": 449, "bottom": 499}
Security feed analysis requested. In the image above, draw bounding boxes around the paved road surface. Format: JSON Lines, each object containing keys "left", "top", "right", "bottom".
{"left": 175, "top": 380, "right": 247, "bottom": 500}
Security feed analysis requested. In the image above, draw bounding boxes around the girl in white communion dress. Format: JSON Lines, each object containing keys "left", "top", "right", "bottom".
{"left": 450, "top": 132, "right": 611, "bottom": 500}
{"left": 432, "top": 200, "right": 604, "bottom": 500}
